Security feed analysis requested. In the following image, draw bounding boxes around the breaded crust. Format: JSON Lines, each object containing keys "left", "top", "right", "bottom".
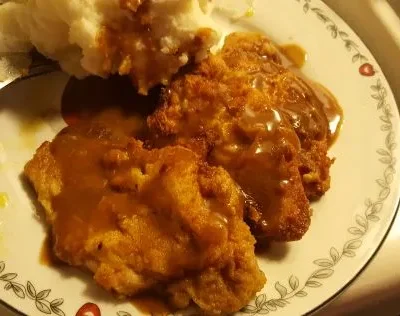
{"left": 148, "top": 33, "right": 319, "bottom": 242}
{"left": 24, "top": 123, "right": 266, "bottom": 314}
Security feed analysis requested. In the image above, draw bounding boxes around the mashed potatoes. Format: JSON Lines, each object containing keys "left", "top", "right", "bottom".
{"left": 0, "top": 0, "right": 220, "bottom": 93}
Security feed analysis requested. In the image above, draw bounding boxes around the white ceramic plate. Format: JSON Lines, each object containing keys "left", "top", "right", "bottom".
{"left": 0, "top": 0, "right": 399, "bottom": 315}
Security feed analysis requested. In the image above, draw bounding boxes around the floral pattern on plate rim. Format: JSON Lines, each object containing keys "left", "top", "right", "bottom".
{"left": 0, "top": 262, "right": 65, "bottom": 315}
{"left": 0, "top": 0, "right": 398, "bottom": 315}
{"left": 297, "top": 0, "right": 377, "bottom": 77}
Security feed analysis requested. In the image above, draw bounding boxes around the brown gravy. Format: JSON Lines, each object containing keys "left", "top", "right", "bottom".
{"left": 49, "top": 123, "right": 132, "bottom": 262}
{"left": 39, "top": 76, "right": 161, "bottom": 267}
{"left": 277, "top": 45, "right": 343, "bottom": 145}
{"left": 310, "top": 82, "right": 343, "bottom": 146}
{"left": 55, "top": 77, "right": 159, "bottom": 262}
{"left": 279, "top": 44, "right": 308, "bottom": 69}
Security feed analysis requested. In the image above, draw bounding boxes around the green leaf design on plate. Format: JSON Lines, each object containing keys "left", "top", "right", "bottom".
{"left": 0, "top": 273, "right": 17, "bottom": 281}
{"left": 26, "top": 281, "right": 37, "bottom": 299}
{"left": 301, "top": 0, "right": 368, "bottom": 64}
{"left": 313, "top": 259, "right": 333, "bottom": 268}
{"left": 312, "top": 269, "right": 334, "bottom": 279}
{"left": 0, "top": 262, "right": 64, "bottom": 315}
{"left": 266, "top": 301, "right": 277, "bottom": 311}
{"left": 367, "top": 215, "right": 380, "bottom": 222}
{"left": 345, "top": 240, "right": 362, "bottom": 250}
{"left": 342, "top": 249, "right": 356, "bottom": 258}
{"left": 305, "top": 280, "right": 321, "bottom": 288}
{"left": 274, "top": 282, "right": 287, "bottom": 298}
{"left": 294, "top": 291, "right": 307, "bottom": 297}
{"left": 50, "top": 298, "right": 64, "bottom": 307}
{"left": 255, "top": 293, "right": 267, "bottom": 307}
{"left": 288, "top": 275, "right": 299, "bottom": 290}
{"left": 242, "top": 305, "right": 259, "bottom": 314}
{"left": 273, "top": 299, "right": 287, "bottom": 308}
{"left": 36, "top": 300, "right": 51, "bottom": 314}
{"left": 330, "top": 247, "right": 340, "bottom": 263}
{"left": 11, "top": 283, "right": 25, "bottom": 299}
{"left": 51, "top": 305, "right": 65, "bottom": 316}
{"left": 37, "top": 289, "right": 51, "bottom": 300}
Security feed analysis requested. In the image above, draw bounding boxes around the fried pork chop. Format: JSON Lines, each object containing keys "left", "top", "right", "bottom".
{"left": 148, "top": 33, "right": 336, "bottom": 241}
{"left": 24, "top": 121, "right": 266, "bottom": 314}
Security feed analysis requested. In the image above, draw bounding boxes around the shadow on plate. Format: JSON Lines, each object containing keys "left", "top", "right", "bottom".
{"left": 0, "top": 72, "right": 69, "bottom": 119}
{"left": 256, "top": 242, "right": 290, "bottom": 261}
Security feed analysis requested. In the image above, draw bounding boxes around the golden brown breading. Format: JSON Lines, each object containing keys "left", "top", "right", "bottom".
{"left": 24, "top": 122, "right": 265, "bottom": 314}
{"left": 299, "top": 140, "right": 332, "bottom": 200}
{"left": 148, "top": 33, "right": 315, "bottom": 242}
{"left": 150, "top": 33, "right": 334, "bottom": 201}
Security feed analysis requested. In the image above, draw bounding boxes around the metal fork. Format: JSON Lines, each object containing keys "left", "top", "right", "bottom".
{"left": 0, "top": 51, "right": 60, "bottom": 90}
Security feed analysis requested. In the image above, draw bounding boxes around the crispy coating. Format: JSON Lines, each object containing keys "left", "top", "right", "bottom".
{"left": 24, "top": 123, "right": 265, "bottom": 314}
{"left": 299, "top": 140, "right": 332, "bottom": 200}
{"left": 220, "top": 33, "right": 333, "bottom": 199}
{"left": 148, "top": 33, "right": 320, "bottom": 241}
{"left": 150, "top": 33, "right": 333, "bottom": 199}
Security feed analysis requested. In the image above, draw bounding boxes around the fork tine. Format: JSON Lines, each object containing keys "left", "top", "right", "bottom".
{"left": 17, "top": 64, "right": 60, "bottom": 81}
{"left": 0, "top": 51, "right": 60, "bottom": 89}
{"left": 0, "top": 77, "right": 14, "bottom": 90}
{"left": 23, "top": 55, "right": 60, "bottom": 80}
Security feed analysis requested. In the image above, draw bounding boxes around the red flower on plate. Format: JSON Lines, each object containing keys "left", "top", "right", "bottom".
{"left": 359, "top": 63, "right": 376, "bottom": 77}
{"left": 76, "top": 302, "right": 101, "bottom": 316}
